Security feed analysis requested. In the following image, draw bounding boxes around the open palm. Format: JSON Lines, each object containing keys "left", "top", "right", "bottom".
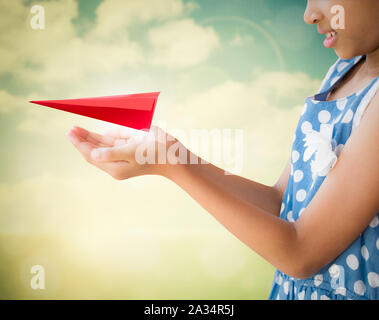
{"left": 67, "top": 125, "right": 173, "bottom": 179}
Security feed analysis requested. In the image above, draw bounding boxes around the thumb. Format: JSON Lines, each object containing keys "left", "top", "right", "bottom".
{"left": 91, "top": 144, "right": 136, "bottom": 162}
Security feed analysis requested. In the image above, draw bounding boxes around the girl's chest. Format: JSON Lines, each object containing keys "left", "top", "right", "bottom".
{"left": 290, "top": 99, "right": 358, "bottom": 179}
{"left": 297, "top": 98, "right": 357, "bottom": 141}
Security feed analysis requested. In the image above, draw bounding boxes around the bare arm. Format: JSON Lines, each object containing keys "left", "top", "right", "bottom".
{"left": 162, "top": 150, "right": 301, "bottom": 276}
{"left": 164, "top": 158, "right": 289, "bottom": 218}
{"left": 67, "top": 95, "right": 378, "bottom": 279}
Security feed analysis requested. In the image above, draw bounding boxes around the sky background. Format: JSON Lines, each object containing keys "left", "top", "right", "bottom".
{"left": 0, "top": 0, "right": 337, "bottom": 299}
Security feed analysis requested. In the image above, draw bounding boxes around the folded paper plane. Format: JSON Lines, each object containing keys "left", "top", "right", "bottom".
{"left": 29, "top": 92, "right": 160, "bottom": 130}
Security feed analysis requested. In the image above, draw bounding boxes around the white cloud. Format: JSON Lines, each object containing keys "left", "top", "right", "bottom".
{"left": 0, "top": 168, "right": 212, "bottom": 233}
{"left": 0, "top": 0, "right": 206, "bottom": 88}
{"left": 252, "top": 71, "right": 320, "bottom": 104}
{"left": 90, "top": 0, "right": 197, "bottom": 39}
{"left": 0, "top": 0, "right": 78, "bottom": 78}
{"left": 176, "top": 71, "right": 320, "bottom": 127}
{"left": 165, "top": 71, "right": 321, "bottom": 181}
{"left": 2, "top": 0, "right": 144, "bottom": 85}
{"left": 148, "top": 19, "right": 220, "bottom": 68}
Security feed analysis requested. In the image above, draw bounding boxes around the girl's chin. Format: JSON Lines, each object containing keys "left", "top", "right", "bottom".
{"left": 334, "top": 47, "right": 357, "bottom": 60}
{"left": 333, "top": 41, "right": 364, "bottom": 60}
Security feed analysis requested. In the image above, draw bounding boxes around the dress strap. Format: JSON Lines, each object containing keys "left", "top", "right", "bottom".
{"left": 317, "top": 58, "right": 340, "bottom": 93}
{"left": 317, "top": 56, "right": 364, "bottom": 98}
{"left": 352, "top": 78, "right": 379, "bottom": 132}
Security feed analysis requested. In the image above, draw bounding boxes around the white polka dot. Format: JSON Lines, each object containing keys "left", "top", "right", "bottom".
{"left": 346, "top": 254, "right": 359, "bottom": 270}
{"left": 290, "top": 163, "right": 293, "bottom": 175}
{"left": 287, "top": 210, "right": 294, "bottom": 222}
{"left": 334, "top": 287, "right": 346, "bottom": 296}
{"left": 301, "top": 121, "right": 312, "bottom": 134}
{"left": 296, "top": 189, "right": 306, "bottom": 202}
{"left": 299, "top": 208, "right": 305, "bottom": 217}
{"left": 297, "top": 290, "right": 305, "bottom": 300}
{"left": 275, "top": 273, "right": 283, "bottom": 285}
{"left": 341, "top": 109, "right": 353, "bottom": 123}
{"left": 303, "top": 146, "right": 314, "bottom": 162}
{"left": 276, "top": 293, "right": 280, "bottom": 300}
{"left": 353, "top": 280, "right": 366, "bottom": 296}
{"left": 328, "top": 264, "right": 341, "bottom": 278}
{"left": 318, "top": 110, "right": 331, "bottom": 123}
{"left": 330, "top": 76, "right": 340, "bottom": 86}
{"left": 369, "top": 216, "right": 379, "bottom": 228}
{"left": 336, "top": 98, "right": 348, "bottom": 111}
{"left": 292, "top": 150, "right": 299, "bottom": 163}
{"left": 293, "top": 170, "right": 303, "bottom": 183}
{"left": 287, "top": 193, "right": 290, "bottom": 203}
{"left": 311, "top": 291, "right": 318, "bottom": 300}
{"left": 334, "top": 144, "right": 344, "bottom": 157}
{"left": 283, "top": 281, "right": 289, "bottom": 295}
{"left": 314, "top": 274, "right": 323, "bottom": 287}
{"left": 361, "top": 246, "right": 369, "bottom": 261}
{"left": 367, "top": 272, "right": 379, "bottom": 288}
{"left": 280, "top": 203, "right": 285, "bottom": 214}
{"left": 320, "top": 295, "right": 330, "bottom": 300}
{"left": 376, "top": 238, "right": 379, "bottom": 250}
{"left": 337, "top": 61, "right": 349, "bottom": 72}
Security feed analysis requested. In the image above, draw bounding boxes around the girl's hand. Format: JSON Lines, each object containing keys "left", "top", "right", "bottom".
{"left": 66, "top": 125, "right": 181, "bottom": 180}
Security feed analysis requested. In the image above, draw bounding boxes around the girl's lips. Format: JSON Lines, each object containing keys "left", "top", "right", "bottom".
{"left": 323, "top": 31, "right": 337, "bottom": 48}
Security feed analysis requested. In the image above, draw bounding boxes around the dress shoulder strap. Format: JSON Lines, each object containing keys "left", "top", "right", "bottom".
{"left": 317, "top": 58, "right": 340, "bottom": 93}
{"left": 352, "top": 77, "right": 379, "bottom": 132}
{"left": 318, "top": 56, "right": 364, "bottom": 95}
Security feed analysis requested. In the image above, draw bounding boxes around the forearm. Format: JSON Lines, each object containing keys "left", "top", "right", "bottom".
{"left": 160, "top": 144, "right": 283, "bottom": 217}
{"left": 161, "top": 150, "right": 302, "bottom": 277}
{"left": 178, "top": 160, "right": 283, "bottom": 217}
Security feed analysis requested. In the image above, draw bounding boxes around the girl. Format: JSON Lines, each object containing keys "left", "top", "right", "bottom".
{"left": 67, "top": 0, "right": 379, "bottom": 300}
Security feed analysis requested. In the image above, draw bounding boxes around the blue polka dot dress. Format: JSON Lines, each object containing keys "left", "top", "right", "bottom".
{"left": 268, "top": 55, "right": 379, "bottom": 300}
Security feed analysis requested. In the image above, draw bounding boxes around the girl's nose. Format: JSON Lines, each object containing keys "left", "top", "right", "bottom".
{"left": 304, "top": 1, "right": 323, "bottom": 25}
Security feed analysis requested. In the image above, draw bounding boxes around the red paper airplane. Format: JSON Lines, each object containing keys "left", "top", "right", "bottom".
{"left": 29, "top": 92, "right": 160, "bottom": 131}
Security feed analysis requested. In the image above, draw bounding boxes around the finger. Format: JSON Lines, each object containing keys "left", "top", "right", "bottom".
{"left": 67, "top": 128, "right": 133, "bottom": 178}
{"left": 114, "top": 138, "right": 128, "bottom": 146}
{"left": 69, "top": 126, "right": 106, "bottom": 147}
{"left": 90, "top": 143, "right": 139, "bottom": 162}
{"left": 103, "top": 125, "right": 145, "bottom": 140}
{"left": 67, "top": 129, "right": 96, "bottom": 163}
{"left": 72, "top": 126, "right": 116, "bottom": 147}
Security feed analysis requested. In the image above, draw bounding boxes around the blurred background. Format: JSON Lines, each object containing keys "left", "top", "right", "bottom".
{"left": 0, "top": 0, "right": 336, "bottom": 299}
